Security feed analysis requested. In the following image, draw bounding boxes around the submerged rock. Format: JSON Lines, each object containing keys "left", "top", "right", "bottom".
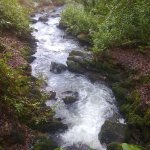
{"left": 38, "top": 15, "right": 49, "bottom": 22}
{"left": 99, "top": 120, "right": 129, "bottom": 145}
{"left": 50, "top": 61, "right": 67, "bottom": 74}
{"left": 48, "top": 91, "right": 56, "bottom": 100}
{"left": 61, "top": 91, "right": 79, "bottom": 104}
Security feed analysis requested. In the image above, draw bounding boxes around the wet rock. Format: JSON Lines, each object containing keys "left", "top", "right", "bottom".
{"left": 38, "top": 15, "right": 49, "bottom": 22}
{"left": 61, "top": 91, "right": 79, "bottom": 104}
{"left": 33, "top": 118, "right": 68, "bottom": 133}
{"left": 31, "top": 18, "right": 38, "bottom": 24}
{"left": 48, "top": 91, "right": 56, "bottom": 100}
{"left": 67, "top": 50, "right": 95, "bottom": 73}
{"left": 99, "top": 120, "right": 129, "bottom": 145}
{"left": 28, "top": 55, "right": 36, "bottom": 63}
{"left": 51, "top": 13, "right": 60, "bottom": 18}
{"left": 67, "top": 60, "right": 86, "bottom": 73}
{"left": 50, "top": 61, "right": 67, "bottom": 74}
{"left": 57, "top": 22, "right": 67, "bottom": 30}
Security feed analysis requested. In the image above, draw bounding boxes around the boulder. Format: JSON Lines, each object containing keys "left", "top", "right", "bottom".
{"left": 28, "top": 55, "right": 36, "bottom": 63}
{"left": 57, "top": 21, "right": 67, "bottom": 30}
{"left": 50, "top": 61, "right": 67, "bottom": 74}
{"left": 38, "top": 15, "right": 49, "bottom": 22}
{"left": 67, "top": 60, "right": 86, "bottom": 73}
{"left": 33, "top": 118, "right": 68, "bottom": 133}
{"left": 61, "top": 91, "right": 79, "bottom": 104}
{"left": 31, "top": 18, "right": 38, "bottom": 24}
{"left": 67, "top": 50, "right": 95, "bottom": 73}
{"left": 48, "top": 91, "right": 56, "bottom": 100}
{"left": 99, "top": 120, "right": 129, "bottom": 145}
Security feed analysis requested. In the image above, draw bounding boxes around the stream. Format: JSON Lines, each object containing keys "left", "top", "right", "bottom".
{"left": 31, "top": 7, "right": 123, "bottom": 150}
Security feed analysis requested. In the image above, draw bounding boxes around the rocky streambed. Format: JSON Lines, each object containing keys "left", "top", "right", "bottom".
{"left": 30, "top": 7, "right": 125, "bottom": 150}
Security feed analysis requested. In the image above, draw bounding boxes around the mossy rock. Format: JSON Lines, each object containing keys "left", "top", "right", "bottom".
{"left": 33, "top": 137, "right": 58, "bottom": 150}
{"left": 99, "top": 120, "right": 129, "bottom": 145}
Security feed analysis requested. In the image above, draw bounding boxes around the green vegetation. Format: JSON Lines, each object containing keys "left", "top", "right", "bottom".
{"left": 122, "top": 143, "right": 142, "bottom": 150}
{"left": 0, "top": 0, "right": 55, "bottom": 149}
{"left": 0, "top": 0, "right": 30, "bottom": 34}
{"left": 0, "top": 46, "right": 52, "bottom": 127}
{"left": 108, "top": 143, "right": 143, "bottom": 150}
{"left": 61, "top": 0, "right": 150, "bottom": 51}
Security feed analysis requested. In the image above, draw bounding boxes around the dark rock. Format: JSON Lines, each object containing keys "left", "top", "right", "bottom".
{"left": 31, "top": 19, "right": 38, "bottom": 24}
{"left": 38, "top": 15, "right": 49, "bottom": 22}
{"left": 28, "top": 56, "right": 36, "bottom": 63}
{"left": 48, "top": 91, "right": 56, "bottom": 100}
{"left": 99, "top": 120, "right": 129, "bottom": 145}
{"left": 51, "top": 14, "right": 60, "bottom": 18}
{"left": 50, "top": 61, "right": 67, "bottom": 74}
{"left": 33, "top": 118, "right": 68, "bottom": 133}
{"left": 67, "top": 60, "right": 86, "bottom": 73}
{"left": 67, "top": 50, "right": 95, "bottom": 73}
{"left": 61, "top": 91, "right": 79, "bottom": 104}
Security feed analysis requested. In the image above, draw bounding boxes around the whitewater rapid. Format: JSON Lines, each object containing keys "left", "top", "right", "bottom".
{"left": 31, "top": 7, "right": 122, "bottom": 150}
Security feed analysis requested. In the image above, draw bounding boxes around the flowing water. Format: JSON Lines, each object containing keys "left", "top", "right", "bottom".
{"left": 31, "top": 7, "right": 123, "bottom": 150}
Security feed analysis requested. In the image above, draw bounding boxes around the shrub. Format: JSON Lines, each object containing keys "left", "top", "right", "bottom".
{"left": 93, "top": 0, "right": 150, "bottom": 51}
{"left": 61, "top": 3, "right": 99, "bottom": 35}
{"left": 0, "top": 0, "right": 30, "bottom": 33}
{"left": 61, "top": 0, "right": 150, "bottom": 51}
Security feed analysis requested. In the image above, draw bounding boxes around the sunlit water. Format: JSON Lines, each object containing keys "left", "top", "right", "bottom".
{"left": 31, "top": 7, "right": 123, "bottom": 150}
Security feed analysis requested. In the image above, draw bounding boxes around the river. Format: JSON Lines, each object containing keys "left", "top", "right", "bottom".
{"left": 31, "top": 7, "right": 123, "bottom": 150}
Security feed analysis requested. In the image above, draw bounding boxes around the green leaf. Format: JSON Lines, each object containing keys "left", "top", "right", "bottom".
{"left": 122, "top": 143, "right": 142, "bottom": 150}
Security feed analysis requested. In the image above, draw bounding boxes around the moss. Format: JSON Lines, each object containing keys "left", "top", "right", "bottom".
{"left": 112, "top": 83, "right": 128, "bottom": 105}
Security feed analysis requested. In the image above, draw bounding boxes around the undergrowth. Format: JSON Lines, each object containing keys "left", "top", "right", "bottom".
{"left": 61, "top": 0, "right": 150, "bottom": 51}
{"left": 0, "top": 0, "right": 30, "bottom": 34}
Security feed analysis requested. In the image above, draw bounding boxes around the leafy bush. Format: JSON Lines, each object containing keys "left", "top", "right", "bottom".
{"left": 61, "top": 3, "right": 99, "bottom": 35}
{"left": 0, "top": 55, "right": 52, "bottom": 125}
{"left": 0, "top": 0, "right": 30, "bottom": 33}
{"left": 93, "top": 0, "right": 150, "bottom": 51}
{"left": 61, "top": 0, "right": 150, "bottom": 51}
